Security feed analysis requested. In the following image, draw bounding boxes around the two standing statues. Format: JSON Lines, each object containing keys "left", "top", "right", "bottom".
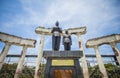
{"left": 51, "top": 21, "right": 72, "bottom": 51}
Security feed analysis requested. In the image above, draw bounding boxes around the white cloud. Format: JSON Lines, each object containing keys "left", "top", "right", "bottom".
{"left": 0, "top": 0, "right": 120, "bottom": 55}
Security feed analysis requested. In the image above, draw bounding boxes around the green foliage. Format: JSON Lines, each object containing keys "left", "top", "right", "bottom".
{"left": 19, "top": 66, "right": 34, "bottom": 78}
{"left": 0, "top": 63, "right": 35, "bottom": 78}
{"left": 89, "top": 65, "right": 102, "bottom": 78}
{"left": 104, "top": 63, "right": 120, "bottom": 78}
{"left": 0, "top": 63, "right": 17, "bottom": 78}
{"left": 89, "top": 63, "right": 120, "bottom": 78}
{"left": 0, "top": 63, "right": 45, "bottom": 78}
{"left": 1, "top": 63, "right": 119, "bottom": 78}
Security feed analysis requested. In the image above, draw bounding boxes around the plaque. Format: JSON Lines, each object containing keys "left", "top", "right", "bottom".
{"left": 52, "top": 60, "right": 74, "bottom": 66}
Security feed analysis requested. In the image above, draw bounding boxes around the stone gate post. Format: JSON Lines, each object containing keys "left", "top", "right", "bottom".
{"left": 77, "top": 34, "right": 89, "bottom": 78}
{"left": 34, "top": 34, "right": 45, "bottom": 78}
{"left": 14, "top": 46, "right": 28, "bottom": 78}
{"left": 93, "top": 46, "right": 108, "bottom": 78}
{"left": 110, "top": 42, "right": 120, "bottom": 65}
{"left": 0, "top": 42, "right": 11, "bottom": 70}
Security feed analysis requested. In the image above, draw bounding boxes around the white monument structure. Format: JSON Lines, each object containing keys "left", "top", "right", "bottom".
{"left": 0, "top": 24, "right": 120, "bottom": 78}
{"left": 86, "top": 34, "right": 120, "bottom": 78}
{"left": 35, "top": 26, "right": 89, "bottom": 78}
{"left": 0, "top": 32, "right": 36, "bottom": 78}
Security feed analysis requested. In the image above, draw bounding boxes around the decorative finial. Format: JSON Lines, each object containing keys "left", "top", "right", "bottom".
{"left": 55, "top": 21, "right": 59, "bottom": 26}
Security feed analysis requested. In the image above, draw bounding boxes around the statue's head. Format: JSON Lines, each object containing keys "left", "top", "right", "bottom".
{"left": 55, "top": 21, "right": 59, "bottom": 27}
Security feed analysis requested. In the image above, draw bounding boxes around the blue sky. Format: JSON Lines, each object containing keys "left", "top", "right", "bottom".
{"left": 0, "top": 0, "right": 120, "bottom": 55}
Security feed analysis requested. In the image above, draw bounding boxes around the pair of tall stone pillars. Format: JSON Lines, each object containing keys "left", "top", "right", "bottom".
{"left": 77, "top": 34, "right": 89, "bottom": 78}
{"left": 0, "top": 42, "right": 11, "bottom": 70}
{"left": 14, "top": 46, "right": 28, "bottom": 78}
{"left": 0, "top": 43, "right": 28, "bottom": 78}
{"left": 0, "top": 31, "right": 36, "bottom": 78}
{"left": 110, "top": 42, "right": 120, "bottom": 65}
{"left": 34, "top": 34, "right": 45, "bottom": 78}
{"left": 93, "top": 46, "right": 108, "bottom": 78}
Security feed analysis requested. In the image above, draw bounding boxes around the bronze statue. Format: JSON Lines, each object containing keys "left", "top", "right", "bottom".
{"left": 51, "top": 21, "right": 62, "bottom": 51}
{"left": 63, "top": 30, "right": 72, "bottom": 51}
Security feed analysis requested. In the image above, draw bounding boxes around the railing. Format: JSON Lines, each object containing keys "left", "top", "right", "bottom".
{"left": 5, "top": 54, "right": 118, "bottom": 66}
{"left": 43, "top": 51, "right": 83, "bottom": 58}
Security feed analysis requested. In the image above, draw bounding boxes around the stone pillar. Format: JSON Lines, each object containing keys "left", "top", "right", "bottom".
{"left": 93, "top": 46, "right": 108, "bottom": 78}
{"left": 0, "top": 42, "right": 11, "bottom": 70}
{"left": 34, "top": 34, "right": 45, "bottom": 78}
{"left": 14, "top": 46, "right": 28, "bottom": 78}
{"left": 110, "top": 42, "right": 120, "bottom": 65}
{"left": 77, "top": 34, "right": 89, "bottom": 78}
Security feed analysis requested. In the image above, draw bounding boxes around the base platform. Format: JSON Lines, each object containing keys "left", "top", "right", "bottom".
{"left": 43, "top": 51, "right": 83, "bottom": 78}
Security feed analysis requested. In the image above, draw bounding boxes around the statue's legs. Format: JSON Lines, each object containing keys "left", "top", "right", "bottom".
{"left": 64, "top": 43, "right": 71, "bottom": 51}
{"left": 52, "top": 36, "right": 61, "bottom": 51}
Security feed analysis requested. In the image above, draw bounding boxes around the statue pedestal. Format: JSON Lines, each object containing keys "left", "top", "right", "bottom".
{"left": 43, "top": 51, "right": 84, "bottom": 78}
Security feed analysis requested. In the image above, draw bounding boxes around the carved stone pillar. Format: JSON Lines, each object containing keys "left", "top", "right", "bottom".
{"left": 0, "top": 42, "right": 11, "bottom": 70}
{"left": 34, "top": 34, "right": 45, "bottom": 78}
{"left": 110, "top": 42, "right": 120, "bottom": 65}
{"left": 77, "top": 34, "right": 89, "bottom": 78}
{"left": 14, "top": 46, "right": 28, "bottom": 78}
{"left": 93, "top": 46, "right": 108, "bottom": 78}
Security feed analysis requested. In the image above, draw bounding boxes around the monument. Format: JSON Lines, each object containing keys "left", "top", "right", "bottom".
{"left": 44, "top": 22, "right": 83, "bottom": 78}
{"left": 1, "top": 22, "right": 120, "bottom": 78}
{"left": 35, "top": 22, "right": 89, "bottom": 78}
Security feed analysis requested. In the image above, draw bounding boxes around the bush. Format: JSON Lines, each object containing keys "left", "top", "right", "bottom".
{"left": 0, "top": 63, "right": 35, "bottom": 78}
{"left": 89, "top": 63, "right": 120, "bottom": 78}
